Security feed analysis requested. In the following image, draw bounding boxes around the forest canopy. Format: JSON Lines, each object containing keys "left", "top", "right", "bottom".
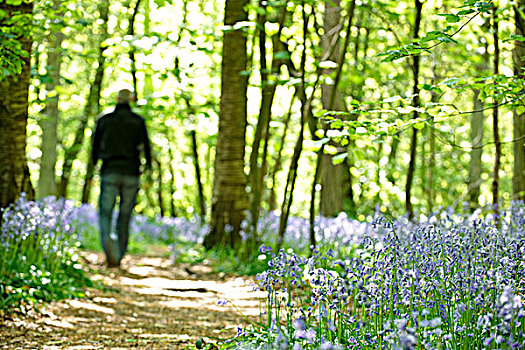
{"left": 0, "top": 0, "right": 524, "bottom": 234}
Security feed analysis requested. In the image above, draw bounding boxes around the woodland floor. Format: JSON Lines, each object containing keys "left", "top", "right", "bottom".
{"left": 0, "top": 250, "right": 265, "bottom": 349}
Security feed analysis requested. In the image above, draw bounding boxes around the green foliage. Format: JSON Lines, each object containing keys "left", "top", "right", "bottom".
{"left": 0, "top": 1, "right": 32, "bottom": 76}
{"left": 377, "top": 0, "right": 491, "bottom": 62}
{"left": 0, "top": 33, "right": 28, "bottom": 75}
{"left": 0, "top": 196, "right": 91, "bottom": 315}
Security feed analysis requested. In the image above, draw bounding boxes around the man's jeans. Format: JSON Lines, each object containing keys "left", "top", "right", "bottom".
{"left": 99, "top": 173, "right": 139, "bottom": 266}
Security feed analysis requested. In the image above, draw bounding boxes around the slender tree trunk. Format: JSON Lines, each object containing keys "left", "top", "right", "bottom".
{"left": 167, "top": 145, "right": 178, "bottom": 217}
{"left": 267, "top": 89, "right": 296, "bottom": 211}
{"left": 277, "top": 3, "right": 311, "bottom": 250}
{"left": 426, "top": 71, "right": 440, "bottom": 213}
{"left": 38, "top": 0, "right": 64, "bottom": 198}
{"left": 155, "top": 158, "right": 165, "bottom": 217}
{"left": 191, "top": 130, "right": 206, "bottom": 221}
{"left": 387, "top": 136, "right": 400, "bottom": 184}
{"left": 0, "top": 1, "right": 35, "bottom": 213}
{"left": 203, "top": 0, "right": 249, "bottom": 251}
{"left": 492, "top": 5, "right": 501, "bottom": 211}
{"left": 128, "top": 0, "right": 142, "bottom": 96}
{"left": 309, "top": 143, "right": 324, "bottom": 253}
{"left": 81, "top": 3, "right": 111, "bottom": 205}
{"left": 405, "top": 0, "right": 423, "bottom": 220}
{"left": 81, "top": 160, "right": 95, "bottom": 204}
{"left": 467, "top": 89, "right": 484, "bottom": 211}
{"left": 59, "top": 2, "right": 109, "bottom": 198}
{"left": 513, "top": 1, "right": 525, "bottom": 201}
{"left": 248, "top": 2, "right": 286, "bottom": 235}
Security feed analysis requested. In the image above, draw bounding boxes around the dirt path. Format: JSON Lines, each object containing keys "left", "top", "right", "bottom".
{"left": 0, "top": 252, "right": 265, "bottom": 349}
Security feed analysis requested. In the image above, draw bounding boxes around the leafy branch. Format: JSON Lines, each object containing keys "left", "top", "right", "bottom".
{"left": 377, "top": 0, "right": 493, "bottom": 62}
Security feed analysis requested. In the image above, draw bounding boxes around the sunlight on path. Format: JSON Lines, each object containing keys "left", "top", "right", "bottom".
{"left": 0, "top": 253, "right": 265, "bottom": 349}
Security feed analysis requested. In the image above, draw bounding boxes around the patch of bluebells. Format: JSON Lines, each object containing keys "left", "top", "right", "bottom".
{"left": 235, "top": 203, "right": 525, "bottom": 349}
{"left": 1, "top": 195, "right": 89, "bottom": 312}
{"left": 254, "top": 212, "right": 370, "bottom": 254}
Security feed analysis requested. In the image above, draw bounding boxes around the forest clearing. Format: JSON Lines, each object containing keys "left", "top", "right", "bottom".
{"left": 1, "top": 0, "right": 525, "bottom": 348}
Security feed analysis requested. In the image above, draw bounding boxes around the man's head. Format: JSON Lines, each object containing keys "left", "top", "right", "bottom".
{"left": 117, "top": 89, "right": 135, "bottom": 104}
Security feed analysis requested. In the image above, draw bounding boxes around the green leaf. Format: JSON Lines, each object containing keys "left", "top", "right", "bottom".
{"left": 413, "top": 122, "right": 425, "bottom": 130}
{"left": 383, "top": 95, "right": 403, "bottom": 103}
{"left": 314, "top": 138, "right": 330, "bottom": 147}
{"left": 446, "top": 14, "right": 460, "bottom": 23}
{"left": 503, "top": 35, "right": 525, "bottom": 42}
{"left": 437, "top": 36, "right": 458, "bottom": 44}
{"left": 332, "top": 153, "right": 348, "bottom": 165}
{"left": 457, "top": 9, "right": 475, "bottom": 16}
{"left": 353, "top": 149, "right": 365, "bottom": 160}
{"left": 441, "top": 77, "right": 460, "bottom": 86}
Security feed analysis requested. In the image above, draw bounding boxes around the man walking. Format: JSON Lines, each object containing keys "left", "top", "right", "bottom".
{"left": 91, "top": 89, "right": 151, "bottom": 267}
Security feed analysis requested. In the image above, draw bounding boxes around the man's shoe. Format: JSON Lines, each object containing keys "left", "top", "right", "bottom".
{"left": 107, "top": 261, "right": 120, "bottom": 268}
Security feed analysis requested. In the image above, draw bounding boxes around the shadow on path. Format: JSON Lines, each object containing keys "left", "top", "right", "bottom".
{"left": 0, "top": 252, "right": 265, "bottom": 349}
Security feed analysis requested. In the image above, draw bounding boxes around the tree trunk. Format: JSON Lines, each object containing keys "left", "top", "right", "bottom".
{"left": 203, "top": 0, "right": 249, "bottom": 251}
{"left": 492, "top": 5, "right": 501, "bottom": 211}
{"left": 277, "top": 3, "right": 311, "bottom": 250}
{"left": 405, "top": 0, "right": 423, "bottom": 220}
{"left": 309, "top": 143, "right": 324, "bottom": 253}
{"left": 155, "top": 158, "right": 165, "bottom": 217}
{"left": 81, "top": 160, "right": 95, "bottom": 204}
{"left": 426, "top": 71, "right": 440, "bottom": 213}
{"left": 467, "top": 89, "right": 484, "bottom": 211}
{"left": 513, "top": 2, "right": 525, "bottom": 201}
{"left": 319, "top": 0, "right": 355, "bottom": 217}
{"left": 248, "top": 1, "right": 285, "bottom": 235}
{"left": 191, "top": 130, "right": 206, "bottom": 221}
{"left": 0, "top": 1, "right": 35, "bottom": 213}
{"left": 128, "top": 0, "right": 142, "bottom": 96}
{"left": 267, "top": 89, "right": 296, "bottom": 211}
{"left": 166, "top": 145, "right": 178, "bottom": 217}
{"left": 59, "top": 1, "right": 109, "bottom": 198}
{"left": 37, "top": 0, "right": 64, "bottom": 198}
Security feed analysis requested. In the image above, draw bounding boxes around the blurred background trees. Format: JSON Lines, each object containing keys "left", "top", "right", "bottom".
{"left": 1, "top": 0, "right": 525, "bottom": 252}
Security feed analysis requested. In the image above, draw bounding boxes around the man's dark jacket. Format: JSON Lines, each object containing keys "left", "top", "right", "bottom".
{"left": 92, "top": 103, "right": 151, "bottom": 176}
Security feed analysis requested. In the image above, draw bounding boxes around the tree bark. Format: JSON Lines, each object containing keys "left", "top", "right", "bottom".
{"left": 492, "top": 5, "right": 501, "bottom": 211}
{"left": 405, "top": 0, "right": 423, "bottom": 220}
{"left": 155, "top": 158, "right": 165, "bottom": 217}
{"left": 467, "top": 89, "right": 484, "bottom": 210}
{"left": 0, "top": 1, "right": 35, "bottom": 213}
{"left": 38, "top": 0, "right": 64, "bottom": 198}
{"left": 277, "top": 3, "right": 311, "bottom": 250}
{"left": 319, "top": 0, "right": 355, "bottom": 217}
{"left": 203, "top": 0, "right": 249, "bottom": 251}
{"left": 267, "top": 89, "right": 296, "bottom": 211}
{"left": 167, "top": 145, "right": 178, "bottom": 217}
{"left": 513, "top": 2, "right": 525, "bottom": 201}
{"left": 191, "top": 130, "right": 206, "bottom": 221}
{"left": 248, "top": 2, "right": 286, "bottom": 235}
{"left": 128, "top": 0, "right": 142, "bottom": 96}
